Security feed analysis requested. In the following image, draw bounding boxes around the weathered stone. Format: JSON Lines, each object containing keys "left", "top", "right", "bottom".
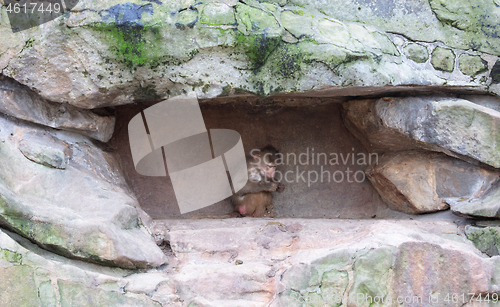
{"left": 200, "top": 3, "right": 236, "bottom": 25}
{"left": 0, "top": 229, "right": 165, "bottom": 306}
{"left": 446, "top": 182, "right": 500, "bottom": 219}
{"left": 176, "top": 9, "right": 199, "bottom": 29}
{"left": 0, "top": 114, "right": 167, "bottom": 269}
{"left": 431, "top": 47, "right": 455, "bottom": 72}
{"left": 0, "top": 0, "right": 495, "bottom": 107}
{"left": 0, "top": 76, "right": 115, "bottom": 142}
{"left": 465, "top": 226, "right": 500, "bottom": 257}
{"left": 403, "top": 43, "right": 429, "bottom": 63}
{"left": 365, "top": 151, "right": 499, "bottom": 214}
{"left": 343, "top": 96, "right": 500, "bottom": 168}
{"left": 17, "top": 131, "right": 71, "bottom": 169}
{"left": 459, "top": 54, "right": 488, "bottom": 77}
{"left": 281, "top": 10, "right": 315, "bottom": 38}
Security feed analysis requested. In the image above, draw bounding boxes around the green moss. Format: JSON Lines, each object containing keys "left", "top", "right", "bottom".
{"left": 235, "top": 31, "right": 282, "bottom": 69}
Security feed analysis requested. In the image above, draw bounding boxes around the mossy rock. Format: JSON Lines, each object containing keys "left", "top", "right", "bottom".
{"left": 200, "top": 3, "right": 236, "bottom": 26}
{"left": 458, "top": 54, "right": 488, "bottom": 77}
{"left": 465, "top": 226, "right": 500, "bottom": 256}
{"left": 404, "top": 43, "right": 429, "bottom": 63}
{"left": 281, "top": 10, "right": 315, "bottom": 38}
{"left": 431, "top": 47, "right": 455, "bottom": 72}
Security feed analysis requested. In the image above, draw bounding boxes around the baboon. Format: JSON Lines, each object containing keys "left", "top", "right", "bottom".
{"left": 231, "top": 145, "right": 285, "bottom": 217}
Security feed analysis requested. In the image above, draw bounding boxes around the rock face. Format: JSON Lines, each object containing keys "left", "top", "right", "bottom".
{"left": 0, "top": 0, "right": 498, "bottom": 108}
{"left": 0, "top": 114, "right": 167, "bottom": 269}
{"left": 0, "top": 76, "right": 115, "bottom": 142}
{"left": 365, "top": 151, "right": 499, "bottom": 214}
{"left": 343, "top": 96, "right": 500, "bottom": 168}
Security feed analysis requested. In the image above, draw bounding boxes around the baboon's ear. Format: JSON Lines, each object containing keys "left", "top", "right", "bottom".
{"left": 253, "top": 153, "right": 261, "bottom": 161}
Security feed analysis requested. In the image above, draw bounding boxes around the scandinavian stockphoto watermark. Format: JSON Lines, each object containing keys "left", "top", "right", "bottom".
{"left": 251, "top": 147, "right": 378, "bottom": 187}
{"left": 3, "top": 0, "right": 80, "bottom": 32}
{"left": 128, "top": 93, "right": 249, "bottom": 214}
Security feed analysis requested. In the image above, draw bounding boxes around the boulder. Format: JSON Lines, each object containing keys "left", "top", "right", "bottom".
{"left": 343, "top": 96, "right": 500, "bottom": 168}
{"left": 0, "top": 114, "right": 167, "bottom": 269}
{"left": 366, "top": 151, "right": 499, "bottom": 214}
{"left": 0, "top": 76, "right": 115, "bottom": 142}
{"left": 0, "top": 0, "right": 496, "bottom": 107}
{"left": 446, "top": 182, "right": 500, "bottom": 219}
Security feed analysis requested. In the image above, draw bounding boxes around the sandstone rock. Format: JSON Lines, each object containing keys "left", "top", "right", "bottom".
{"left": 0, "top": 76, "right": 115, "bottom": 142}
{"left": 0, "top": 229, "right": 166, "bottom": 306}
{"left": 0, "top": 114, "right": 167, "bottom": 269}
{"left": 365, "top": 151, "right": 499, "bottom": 214}
{"left": 0, "top": 0, "right": 495, "bottom": 107}
{"left": 431, "top": 46, "right": 455, "bottom": 72}
{"left": 459, "top": 54, "right": 489, "bottom": 77}
{"left": 465, "top": 226, "right": 500, "bottom": 257}
{"left": 446, "top": 182, "right": 500, "bottom": 219}
{"left": 343, "top": 96, "right": 500, "bottom": 168}
{"left": 403, "top": 42, "right": 429, "bottom": 63}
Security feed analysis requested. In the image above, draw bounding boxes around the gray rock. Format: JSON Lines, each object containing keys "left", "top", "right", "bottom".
{"left": 17, "top": 131, "right": 71, "bottom": 169}
{"left": 0, "top": 76, "right": 115, "bottom": 142}
{"left": 343, "top": 96, "right": 500, "bottom": 168}
{"left": 431, "top": 46, "right": 455, "bottom": 72}
{"left": 403, "top": 43, "right": 429, "bottom": 63}
{"left": 446, "top": 181, "right": 500, "bottom": 219}
{"left": 0, "top": 115, "right": 167, "bottom": 269}
{"left": 366, "top": 151, "right": 499, "bottom": 214}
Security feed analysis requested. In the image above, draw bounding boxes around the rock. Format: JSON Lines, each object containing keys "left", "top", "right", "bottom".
{"left": 200, "top": 3, "right": 236, "bottom": 26}
{"left": 161, "top": 218, "right": 500, "bottom": 306}
{"left": 343, "top": 96, "right": 500, "bottom": 168}
{"left": 365, "top": 151, "right": 499, "bottom": 214}
{"left": 446, "top": 182, "right": 500, "bottom": 219}
{"left": 0, "top": 229, "right": 166, "bottom": 306}
{"left": 0, "top": 114, "right": 167, "bottom": 269}
{"left": 465, "top": 226, "right": 500, "bottom": 257}
{"left": 459, "top": 54, "right": 489, "bottom": 77}
{"left": 3, "top": 217, "right": 500, "bottom": 306}
{"left": 0, "top": 76, "right": 115, "bottom": 142}
{"left": 403, "top": 42, "right": 429, "bottom": 63}
{"left": 281, "top": 10, "right": 315, "bottom": 39}
{"left": 287, "top": 0, "right": 500, "bottom": 57}
{"left": 176, "top": 9, "right": 199, "bottom": 29}
{"left": 0, "top": 0, "right": 496, "bottom": 107}
{"left": 17, "top": 131, "right": 71, "bottom": 169}
{"left": 492, "top": 60, "right": 500, "bottom": 83}
{"left": 431, "top": 46, "right": 455, "bottom": 72}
